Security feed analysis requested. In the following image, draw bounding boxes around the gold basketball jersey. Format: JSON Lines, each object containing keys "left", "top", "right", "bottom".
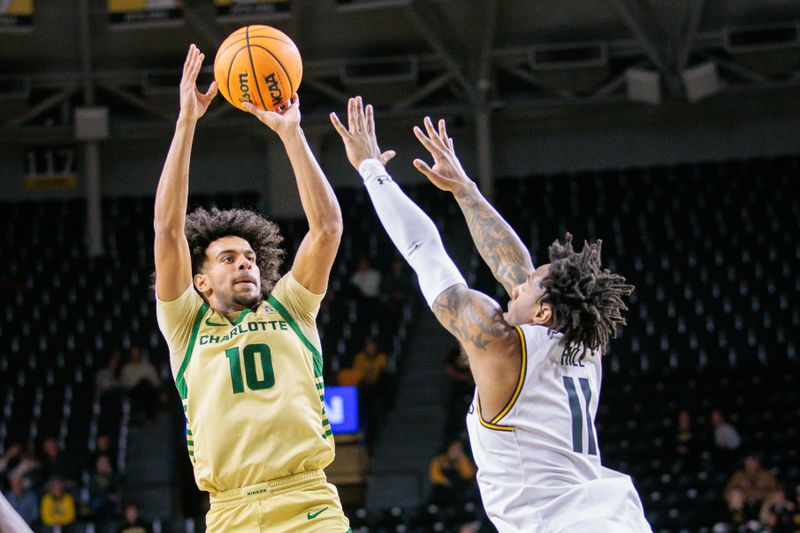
{"left": 156, "top": 272, "right": 334, "bottom": 494}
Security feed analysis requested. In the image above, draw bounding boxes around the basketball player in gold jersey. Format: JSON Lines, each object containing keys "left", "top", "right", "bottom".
{"left": 154, "top": 45, "right": 350, "bottom": 532}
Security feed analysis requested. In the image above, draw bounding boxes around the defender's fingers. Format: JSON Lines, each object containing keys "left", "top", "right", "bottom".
{"left": 413, "top": 125, "right": 442, "bottom": 155}
{"left": 365, "top": 104, "right": 375, "bottom": 135}
{"left": 330, "top": 112, "right": 349, "bottom": 138}
{"left": 412, "top": 158, "right": 436, "bottom": 180}
{"left": 347, "top": 97, "right": 356, "bottom": 133}
{"left": 381, "top": 150, "right": 396, "bottom": 163}
{"left": 354, "top": 96, "right": 366, "bottom": 133}
{"left": 423, "top": 116, "right": 448, "bottom": 150}
{"left": 438, "top": 119, "right": 452, "bottom": 149}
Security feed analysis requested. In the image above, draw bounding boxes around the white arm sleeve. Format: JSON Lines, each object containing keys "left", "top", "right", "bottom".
{"left": 358, "top": 159, "right": 466, "bottom": 308}
{"left": 0, "top": 492, "right": 34, "bottom": 533}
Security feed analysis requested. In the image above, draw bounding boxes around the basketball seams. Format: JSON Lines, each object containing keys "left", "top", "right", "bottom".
{"left": 225, "top": 47, "right": 246, "bottom": 107}
{"left": 249, "top": 44, "right": 294, "bottom": 105}
{"left": 244, "top": 26, "right": 268, "bottom": 110}
{"left": 217, "top": 34, "right": 297, "bottom": 59}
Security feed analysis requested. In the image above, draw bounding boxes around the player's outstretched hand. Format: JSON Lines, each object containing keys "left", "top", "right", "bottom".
{"left": 178, "top": 44, "right": 218, "bottom": 122}
{"left": 243, "top": 94, "right": 301, "bottom": 139}
{"left": 330, "top": 96, "right": 396, "bottom": 170}
{"left": 413, "top": 117, "right": 472, "bottom": 194}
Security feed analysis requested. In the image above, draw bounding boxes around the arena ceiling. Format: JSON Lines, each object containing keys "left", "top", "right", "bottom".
{"left": 3, "top": 0, "right": 800, "bottom": 142}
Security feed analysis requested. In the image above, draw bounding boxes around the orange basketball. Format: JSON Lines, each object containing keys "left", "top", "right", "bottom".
{"left": 213, "top": 25, "right": 302, "bottom": 112}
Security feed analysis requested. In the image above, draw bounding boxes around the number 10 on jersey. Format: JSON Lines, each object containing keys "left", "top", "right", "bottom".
{"left": 225, "top": 343, "right": 275, "bottom": 394}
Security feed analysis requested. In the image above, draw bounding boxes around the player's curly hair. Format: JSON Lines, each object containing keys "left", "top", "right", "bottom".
{"left": 185, "top": 207, "right": 285, "bottom": 297}
{"left": 540, "top": 233, "right": 634, "bottom": 361}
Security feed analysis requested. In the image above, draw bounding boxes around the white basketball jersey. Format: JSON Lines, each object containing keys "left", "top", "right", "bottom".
{"left": 465, "top": 324, "right": 652, "bottom": 533}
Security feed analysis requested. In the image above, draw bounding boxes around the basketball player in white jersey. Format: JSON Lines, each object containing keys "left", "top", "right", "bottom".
{"left": 331, "top": 97, "right": 652, "bottom": 532}
{"left": 0, "top": 491, "right": 34, "bottom": 533}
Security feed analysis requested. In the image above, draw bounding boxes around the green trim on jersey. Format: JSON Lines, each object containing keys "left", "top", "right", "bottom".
{"left": 267, "top": 295, "right": 323, "bottom": 378}
{"left": 228, "top": 307, "right": 252, "bottom": 326}
{"left": 175, "top": 302, "right": 209, "bottom": 400}
{"left": 267, "top": 294, "right": 332, "bottom": 440}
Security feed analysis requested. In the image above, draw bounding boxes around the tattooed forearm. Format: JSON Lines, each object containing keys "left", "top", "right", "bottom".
{"left": 433, "top": 285, "right": 509, "bottom": 352}
{"left": 453, "top": 183, "right": 534, "bottom": 295}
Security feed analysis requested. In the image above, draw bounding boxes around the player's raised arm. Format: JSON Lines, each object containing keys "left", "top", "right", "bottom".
{"left": 154, "top": 44, "right": 218, "bottom": 301}
{"left": 330, "top": 97, "right": 521, "bottom": 420}
{"left": 243, "top": 96, "right": 342, "bottom": 294}
{"left": 412, "top": 118, "right": 534, "bottom": 297}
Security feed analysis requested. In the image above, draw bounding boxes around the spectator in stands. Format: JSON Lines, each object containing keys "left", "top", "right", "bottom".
{"left": 429, "top": 439, "right": 477, "bottom": 505}
{"left": 758, "top": 489, "right": 795, "bottom": 531}
{"left": 724, "top": 455, "right": 781, "bottom": 521}
{"left": 120, "top": 345, "right": 161, "bottom": 422}
{"left": 91, "top": 434, "right": 116, "bottom": 470}
{"left": 350, "top": 255, "right": 381, "bottom": 315}
{"left": 351, "top": 338, "right": 389, "bottom": 452}
{"left": 39, "top": 477, "right": 76, "bottom": 528}
{"left": 95, "top": 352, "right": 124, "bottom": 399}
{"left": 443, "top": 344, "right": 474, "bottom": 439}
{"left": 118, "top": 502, "right": 151, "bottom": 533}
{"left": 674, "top": 410, "right": 698, "bottom": 468}
{"left": 381, "top": 257, "right": 412, "bottom": 321}
{"left": 0, "top": 442, "right": 22, "bottom": 480}
{"left": 722, "top": 486, "right": 749, "bottom": 527}
{"left": 710, "top": 409, "right": 741, "bottom": 470}
{"left": 6, "top": 441, "right": 43, "bottom": 490}
{"left": 88, "top": 454, "right": 119, "bottom": 520}
{"left": 40, "top": 437, "right": 79, "bottom": 487}
{"left": 352, "top": 338, "right": 389, "bottom": 389}
{"left": 711, "top": 409, "right": 741, "bottom": 450}
{"left": 792, "top": 485, "right": 800, "bottom": 529}
{"left": 5, "top": 475, "right": 38, "bottom": 526}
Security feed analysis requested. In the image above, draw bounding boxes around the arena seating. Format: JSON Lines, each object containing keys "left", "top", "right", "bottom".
{"left": 1, "top": 154, "right": 798, "bottom": 532}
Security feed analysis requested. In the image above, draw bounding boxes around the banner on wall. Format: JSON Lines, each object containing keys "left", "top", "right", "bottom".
{"left": 323, "top": 386, "right": 360, "bottom": 435}
{"left": 214, "top": 0, "right": 289, "bottom": 20}
{"left": 108, "top": 0, "right": 183, "bottom": 27}
{"left": 24, "top": 146, "right": 78, "bottom": 190}
{"left": 0, "top": 0, "right": 33, "bottom": 32}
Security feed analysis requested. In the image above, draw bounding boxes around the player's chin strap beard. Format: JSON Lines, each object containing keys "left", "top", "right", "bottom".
{"left": 231, "top": 292, "right": 262, "bottom": 311}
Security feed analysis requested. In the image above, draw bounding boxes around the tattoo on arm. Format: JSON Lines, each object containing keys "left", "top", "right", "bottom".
{"left": 432, "top": 285, "right": 510, "bottom": 352}
{"left": 454, "top": 185, "right": 534, "bottom": 296}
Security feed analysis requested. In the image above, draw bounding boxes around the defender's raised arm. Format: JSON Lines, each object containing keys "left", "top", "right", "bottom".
{"left": 413, "top": 118, "right": 534, "bottom": 297}
{"left": 153, "top": 45, "right": 218, "bottom": 301}
{"left": 330, "top": 97, "right": 521, "bottom": 422}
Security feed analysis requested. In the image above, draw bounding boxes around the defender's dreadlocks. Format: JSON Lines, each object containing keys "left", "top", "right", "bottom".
{"left": 540, "top": 233, "right": 634, "bottom": 361}
{"left": 185, "top": 207, "right": 285, "bottom": 298}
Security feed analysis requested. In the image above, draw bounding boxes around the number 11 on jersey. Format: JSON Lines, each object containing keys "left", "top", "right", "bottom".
{"left": 562, "top": 376, "right": 597, "bottom": 456}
